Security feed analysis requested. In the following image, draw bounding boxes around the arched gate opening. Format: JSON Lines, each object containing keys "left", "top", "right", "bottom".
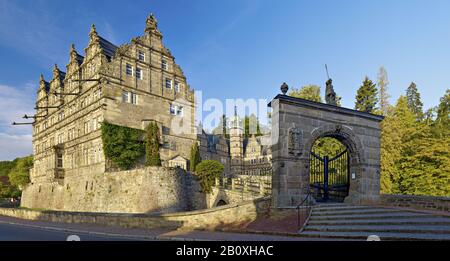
{"left": 309, "top": 137, "right": 349, "bottom": 202}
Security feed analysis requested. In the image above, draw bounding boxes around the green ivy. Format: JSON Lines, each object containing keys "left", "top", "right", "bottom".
{"left": 101, "top": 121, "right": 145, "bottom": 170}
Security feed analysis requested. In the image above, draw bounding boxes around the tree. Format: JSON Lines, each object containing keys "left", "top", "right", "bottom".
{"left": 406, "top": 82, "right": 424, "bottom": 121}
{"left": 195, "top": 160, "right": 224, "bottom": 193}
{"left": 289, "top": 85, "right": 322, "bottom": 102}
{"left": 380, "top": 96, "right": 416, "bottom": 194}
{"left": 377, "top": 66, "right": 390, "bottom": 115}
{"left": 355, "top": 76, "right": 378, "bottom": 113}
{"left": 432, "top": 89, "right": 449, "bottom": 138}
{"left": 189, "top": 143, "right": 201, "bottom": 171}
{"left": 145, "top": 122, "right": 161, "bottom": 166}
{"left": 243, "top": 114, "right": 262, "bottom": 139}
{"left": 8, "top": 156, "right": 32, "bottom": 189}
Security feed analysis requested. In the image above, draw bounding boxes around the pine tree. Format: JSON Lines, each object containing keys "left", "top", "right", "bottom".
{"left": 432, "top": 89, "right": 449, "bottom": 138}
{"left": 145, "top": 122, "right": 161, "bottom": 166}
{"left": 189, "top": 142, "right": 201, "bottom": 171}
{"left": 377, "top": 66, "right": 390, "bottom": 115}
{"left": 355, "top": 76, "right": 378, "bottom": 113}
{"left": 406, "top": 82, "right": 424, "bottom": 121}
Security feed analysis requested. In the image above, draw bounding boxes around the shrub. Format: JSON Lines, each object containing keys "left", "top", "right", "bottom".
{"left": 195, "top": 160, "right": 224, "bottom": 193}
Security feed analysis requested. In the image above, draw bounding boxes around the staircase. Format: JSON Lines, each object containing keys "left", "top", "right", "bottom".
{"left": 299, "top": 203, "right": 450, "bottom": 240}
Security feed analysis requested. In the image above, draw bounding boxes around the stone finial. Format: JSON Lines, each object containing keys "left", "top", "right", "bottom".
{"left": 69, "top": 43, "right": 77, "bottom": 61}
{"left": 145, "top": 13, "right": 158, "bottom": 32}
{"left": 52, "top": 64, "right": 60, "bottom": 79}
{"left": 89, "top": 24, "right": 99, "bottom": 44}
{"left": 39, "top": 73, "right": 45, "bottom": 83}
{"left": 280, "top": 82, "right": 289, "bottom": 95}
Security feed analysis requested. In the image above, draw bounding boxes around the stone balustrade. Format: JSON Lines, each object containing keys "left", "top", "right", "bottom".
{"left": 214, "top": 176, "right": 272, "bottom": 197}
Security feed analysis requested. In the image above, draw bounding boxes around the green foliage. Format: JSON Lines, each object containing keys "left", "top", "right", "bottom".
{"left": 312, "top": 137, "right": 346, "bottom": 158}
{"left": 289, "top": 85, "right": 323, "bottom": 103}
{"left": 190, "top": 143, "right": 201, "bottom": 171}
{"left": 101, "top": 121, "right": 145, "bottom": 170}
{"left": 380, "top": 94, "right": 450, "bottom": 196}
{"left": 8, "top": 156, "right": 32, "bottom": 188}
{"left": 0, "top": 160, "right": 17, "bottom": 177}
{"left": 195, "top": 160, "right": 224, "bottom": 193}
{"left": 0, "top": 156, "right": 32, "bottom": 198}
{"left": 145, "top": 122, "right": 161, "bottom": 166}
{"left": 432, "top": 89, "right": 449, "bottom": 138}
{"left": 243, "top": 114, "right": 262, "bottom": 139}
{"left": 406, "top": 82, "right": 424, "bottom": 121}
{"left": 355, "top": 76, "right": 378, "bottom": 113}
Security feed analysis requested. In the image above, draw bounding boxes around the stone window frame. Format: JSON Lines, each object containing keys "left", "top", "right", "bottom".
{"left": 125, "top": 63, "right": 133, "bottom": 76}
{"left": 161, "top": 59, "right": 168, "bottom": 70}
{"left": 136, "top": 67, "right": 143, "bottom": 80}
{"left": 138, "top": 50, "right": 145, "bottom": 61}
{"left": 165, "top": 78, "right": 172, "bottom": 89}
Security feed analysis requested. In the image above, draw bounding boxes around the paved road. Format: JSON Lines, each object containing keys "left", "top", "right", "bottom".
{"left": 0, "top": 215, "right": 317, "bottom": 241}
{"left": 0, "top": 222, "right": 143, "bottom": 241}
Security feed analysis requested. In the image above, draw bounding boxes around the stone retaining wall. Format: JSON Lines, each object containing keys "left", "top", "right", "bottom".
{"left": 0, "top": 197, "right": 271, "bottom": 230}
{"left": 380, "top": 194, "right": 450, "bottom": 212}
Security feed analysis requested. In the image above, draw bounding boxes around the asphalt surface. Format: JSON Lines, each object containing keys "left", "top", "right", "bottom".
{"left": 0, "top": 222, "right": 140, "bottom": 241}
{"left": 0, "top": 215, "right": 313, "bottom": 241}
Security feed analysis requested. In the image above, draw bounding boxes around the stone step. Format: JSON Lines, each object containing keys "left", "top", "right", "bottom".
{"left": 298, "top": 230, "right": 450, "bottom": 241}
{"left": 311, "top": 208, "right": 403, "bottom": 216}
{"left": 307, "top": 217, "right": 450, "bottom": 226}
{"left": 304, "top": 225, "right": 450, "bottom": 234}
{"left": 309, "top": 212, "right": 430, "bottom": 221}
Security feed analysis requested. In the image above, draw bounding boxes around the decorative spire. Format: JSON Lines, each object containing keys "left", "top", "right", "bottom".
{"left": 145, "top": 13, "right": 158, "bottom": 32}
{"left": 69, "top": 43, "right": 77, "bottom": 61}
{"left": 89, "top": 24, "right": 99, "bottom": 44}
{"left": 53, "top": 64, "right": 60, "bottom": 79}
{"left": 39, "top": 73, "right": 45, "bottom": 83}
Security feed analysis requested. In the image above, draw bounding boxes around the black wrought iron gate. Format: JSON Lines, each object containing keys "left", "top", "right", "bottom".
{"left": 310, "top": 150, "right": 350, "bottom": 202}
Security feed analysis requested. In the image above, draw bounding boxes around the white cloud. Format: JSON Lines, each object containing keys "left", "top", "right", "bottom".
{"left": 0, "top": 83, "right": 35, "bottom": 160}
{"left": 0, "top": 133, "right": 32, "bottom": 160}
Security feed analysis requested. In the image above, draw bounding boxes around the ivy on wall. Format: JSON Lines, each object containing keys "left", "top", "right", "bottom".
{"left": 101, "top": 121, "right": 145, "bottom": 170}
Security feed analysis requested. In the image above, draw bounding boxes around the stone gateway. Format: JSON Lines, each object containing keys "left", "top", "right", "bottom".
{"left": 269, "top": 91, "right": 384, "bottom": 207}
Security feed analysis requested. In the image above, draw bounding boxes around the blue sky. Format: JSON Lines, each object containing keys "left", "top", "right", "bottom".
{"left": 0, "top": 0, "right": 449, "bottom": 160}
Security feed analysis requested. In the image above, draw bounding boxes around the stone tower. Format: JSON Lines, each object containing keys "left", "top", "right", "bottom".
{"left": 229, "top": 107, "right": 244, "bottom": 174}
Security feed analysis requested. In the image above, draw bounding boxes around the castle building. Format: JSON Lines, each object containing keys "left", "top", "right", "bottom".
{"left": 31, "top": 15, "right": 196, "bottom": 184}
{"left": 197, "top": 108, "right": 272, "bottom": 177}
{"left": 30, "top": 14, "right": 271, "bottom": 186}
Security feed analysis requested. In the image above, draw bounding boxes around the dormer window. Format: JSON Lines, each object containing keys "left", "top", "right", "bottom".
{"left": 162, "top": 59, "right": 168, "bottom": 70}
{"left": 126, "top": 63, "right": 133, "bottom": 75}
{"left": 138, "top": 51, "right": 145, "bottom": 61}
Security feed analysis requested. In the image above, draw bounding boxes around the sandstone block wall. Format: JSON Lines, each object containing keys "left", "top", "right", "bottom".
{"left": 21, "top": 166, "right": 207, "bottom": 213}
{"left": 380, "top": 194, "right": 450, "bottom": 212}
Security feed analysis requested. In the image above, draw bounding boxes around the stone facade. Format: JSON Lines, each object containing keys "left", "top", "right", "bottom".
{"left": 269, "top": 94, "right": 384, "bottom": 207}
{"left": 30, "top": 14, "right": 196, "bottom": 186}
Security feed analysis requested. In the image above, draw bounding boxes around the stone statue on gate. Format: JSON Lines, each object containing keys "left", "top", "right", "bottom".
{"left": 325, "top": 78, "right": 337, "bottom": 106}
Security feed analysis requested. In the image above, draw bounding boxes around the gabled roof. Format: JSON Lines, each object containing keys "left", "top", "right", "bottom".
{"left": 75, "top": 54, "right": 84, "bottom": 65}
{"left": 98, "top": 36, "right": 118, "bottom": 61}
